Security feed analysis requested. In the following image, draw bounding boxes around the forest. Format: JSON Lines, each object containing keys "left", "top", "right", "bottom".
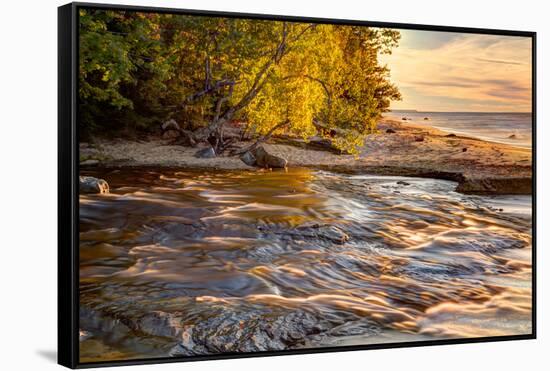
{"left": 79, "top": 9, "right": 401, "bottom": 154}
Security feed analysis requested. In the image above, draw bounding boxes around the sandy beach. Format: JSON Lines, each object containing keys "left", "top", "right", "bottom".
{"left": 80, "top": 118, "right": 532, "bottom": 195}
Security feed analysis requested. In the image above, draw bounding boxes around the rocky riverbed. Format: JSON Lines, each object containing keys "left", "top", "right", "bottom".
{"left": 79, "top": 167, "right": 532, "bottom": 362}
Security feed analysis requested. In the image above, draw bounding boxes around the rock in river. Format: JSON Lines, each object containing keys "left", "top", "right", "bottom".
{"left": 168, "top": 309, "right": 330, "bottom": 355}
{"left": 79, "top": 176, "right": 109, "bottom": 194}
{"left": 294, "top": 223, "right": 349, "bottom": 244}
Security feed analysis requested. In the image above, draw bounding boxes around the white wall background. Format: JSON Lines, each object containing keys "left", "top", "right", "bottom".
{"left": 0, "top": 0, "right": 545, "bottom": 369}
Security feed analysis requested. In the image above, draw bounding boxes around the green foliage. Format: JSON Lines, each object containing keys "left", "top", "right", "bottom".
{"left": 78, "top": 10, "right": 401, "bottom": 152}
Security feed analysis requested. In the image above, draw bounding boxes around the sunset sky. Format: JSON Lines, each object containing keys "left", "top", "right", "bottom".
{"left": 379, "top": 30, "right": 532, "bottom": 112}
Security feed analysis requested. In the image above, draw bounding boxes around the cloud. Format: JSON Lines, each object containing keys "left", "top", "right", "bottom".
{"left": 476, "top": 58, "right": 524, "bottom": 65}
{"left": 413, "top": 80, "right": 478, "bottom": 88}
{"left": 379, "top": 31, "right": 532, "bottom": 112}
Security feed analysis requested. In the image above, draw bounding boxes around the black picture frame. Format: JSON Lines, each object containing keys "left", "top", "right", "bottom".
{"left": 58, "top": 2, "right": 537, "bottom": 368}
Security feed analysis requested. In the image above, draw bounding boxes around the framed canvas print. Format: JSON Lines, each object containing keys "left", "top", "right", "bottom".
{"left": 58, "top": 2, "right": 536, "bottom": 368}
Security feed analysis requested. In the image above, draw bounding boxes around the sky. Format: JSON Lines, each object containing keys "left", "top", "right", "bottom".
{"left": 379, "top": 29, "right": 532, "bottom": 112}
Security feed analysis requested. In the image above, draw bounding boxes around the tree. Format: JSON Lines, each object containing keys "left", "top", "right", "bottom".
{"left": 78, "top": 10, "right": 401, "bottom": 153}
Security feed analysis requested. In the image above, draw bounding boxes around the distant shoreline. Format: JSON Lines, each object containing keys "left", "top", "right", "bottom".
{"left": 386, "top": 112, "right": 532, "bottom": 150}
{"left": 80, "top": 118, "right": 532, "bottom": 195}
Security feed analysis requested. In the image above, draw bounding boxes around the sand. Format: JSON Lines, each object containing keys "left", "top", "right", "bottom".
{"left": 82, "top": 118, "right": 532, "bottom": 194}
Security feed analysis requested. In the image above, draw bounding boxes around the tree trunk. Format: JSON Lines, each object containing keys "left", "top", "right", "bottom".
{"left": 237, "top": 120, "right": 290, "bottom": 155}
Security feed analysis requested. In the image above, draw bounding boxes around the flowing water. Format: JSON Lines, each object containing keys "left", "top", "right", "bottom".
{"left": 79, "top": 167, "right": 532, "bottom": 362}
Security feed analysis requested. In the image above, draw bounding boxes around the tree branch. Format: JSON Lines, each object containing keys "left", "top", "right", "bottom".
{"left": 281, "top": 74, "right": 332, "bottom": 107}
{"left": 219, "top": 22, "right": 290, "bottom": 123}
{"left": 184, "top": 79, "right": 237, "bottom": 104}
{"left": 236, "top": 120, "right": 290, "bottom": 155}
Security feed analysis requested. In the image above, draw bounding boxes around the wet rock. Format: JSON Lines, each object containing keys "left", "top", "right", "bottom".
{"left": 79, "top": 307, "right": 131, "bottom": 342}
{"left": 327, "top": 320, "right": 381, "bottom": 337}
{"left": 194, "top": 146, "right": 216, "bottom": 159}
{"left": 295, "top": 223, "right": 349, "bottom": 244}
{"left": 508, "top": 134, "right": 517, "bottom": 139}
{"left": 401, "top": 117, "right": 408, "bottom": 121}
{"left": 253, "top": 146, "right": 288, "bottom": 168}
{"left": 80, "top": 159, "right": 99, "bottom": 166}
{"left": 396, "top": 180, "right": 410, "bottom": 186}
{"left": 240, "top": 151, "right": 256, "bottom": 166}
{"left": 423, "top": 117, "right": 430, "bottom": 120}
{"left": 456, "top": 177, "right": 532, "bottom": 195}
{"left": 386, "top": 128, "right": 396, "bottom": 134}
{"left": 169, "top": 309, "right": 329, "bottom": 356}
{"left": 414, "top": 136, "right": 425, "bottom": 142}
{"left": 445, "top": 133, "right": 457, "bottom": 137}
{"left": 462, "top": 147, "right": 468, "bottom": 152}
{"left": 79, "top": 176, "right": 109, "bottom": 194}
{"left": 136, "top": 311, "right": 183, "bottom": 338}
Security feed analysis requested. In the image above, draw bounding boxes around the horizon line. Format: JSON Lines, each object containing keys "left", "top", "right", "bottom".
{"left": 387, "top": 110, "right": 532, "bottom": 114}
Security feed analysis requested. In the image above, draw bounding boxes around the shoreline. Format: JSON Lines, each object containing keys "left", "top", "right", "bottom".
{"left": 385, "top": 113, "right": 532, "bottom": 149}
{"left": 80, "top": 118, "right": 532, "bottom": 195}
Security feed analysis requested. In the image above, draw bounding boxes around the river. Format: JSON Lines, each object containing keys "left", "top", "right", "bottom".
{"left": 79, "top": 167, "right": 532, "bottom": 362}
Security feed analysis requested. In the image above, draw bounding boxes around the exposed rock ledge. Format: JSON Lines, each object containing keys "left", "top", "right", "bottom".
{"left": 79, "top": 118, "right": 532, "bottom": 195}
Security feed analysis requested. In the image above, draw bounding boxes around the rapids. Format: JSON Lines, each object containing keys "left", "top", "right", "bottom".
{"left": 79, "top": 167, "right": 532, "bottom": 362}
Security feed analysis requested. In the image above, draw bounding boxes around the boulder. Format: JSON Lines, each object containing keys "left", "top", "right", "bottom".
{"left": 79, "top": 176, "right": 109, "bottom": 194}
{"left": 240, "top": 151, "right": 256, "bottom": 166}
{"left": 252, "top": 145, "right": 287, "bottom": 168}
{"left": 386, "top": 128, "right": 396, "bottom": 134}
{"left": 414, "top": 136, "right": 425, "bottom": 142}
{"left": 194, "top": 146, "right": 216, "bottom": 159}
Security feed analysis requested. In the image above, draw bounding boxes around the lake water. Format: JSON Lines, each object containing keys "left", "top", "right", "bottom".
{"left": 79, "top": 168, "right": 532, "bottom": 362}
{"left": 387, "top": 112, "right": 532, "bottom": 148}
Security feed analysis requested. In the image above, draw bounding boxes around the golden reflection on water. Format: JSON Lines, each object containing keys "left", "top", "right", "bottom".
{"left": 79, "top": 167, "right": 532, "bottom": 361}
